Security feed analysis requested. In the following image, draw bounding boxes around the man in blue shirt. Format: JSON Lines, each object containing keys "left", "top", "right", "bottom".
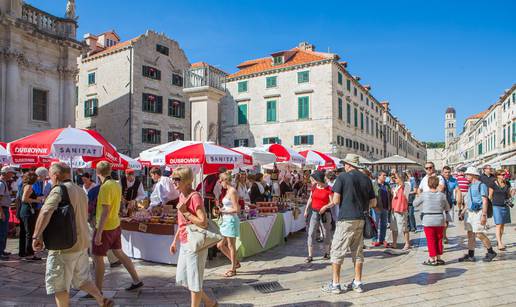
{"left": 440, "top": 166, "right": 458, "bottom": 243}
{"left": 458, "top": 167, "right": 496, "bottom": 262}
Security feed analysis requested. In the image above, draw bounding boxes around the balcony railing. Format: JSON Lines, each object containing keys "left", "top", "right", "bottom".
{"left": 184, "top": 65, "right": 226, "bottom": 92}
{"left": 21, "top": 4, "right": 77, "bottom": 39}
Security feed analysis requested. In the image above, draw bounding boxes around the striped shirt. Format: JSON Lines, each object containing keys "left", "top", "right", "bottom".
{"left": 456, "top": 175, "right": 469, "bottom": 193}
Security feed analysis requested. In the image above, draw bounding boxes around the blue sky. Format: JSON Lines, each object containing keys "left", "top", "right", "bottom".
{"left": 29, "top": 0, "right": 516, "bottom": 142}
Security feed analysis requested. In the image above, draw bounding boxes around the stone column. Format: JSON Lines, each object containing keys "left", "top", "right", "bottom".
{"left": 184, "top": 87, "right": 225, "bottom": 143}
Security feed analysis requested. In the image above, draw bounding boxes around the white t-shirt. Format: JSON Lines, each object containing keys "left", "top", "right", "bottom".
{"left": 419, "top": 174, "right": 445, "bottom": 193}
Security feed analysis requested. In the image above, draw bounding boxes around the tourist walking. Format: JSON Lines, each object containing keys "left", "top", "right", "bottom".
{"left": 321, "top": 154, "right": 376, "bottom": 294}
{"left": 440, "top": 166, "right": 458, "bottom": 243}
{"left": 489, "top": 169, "right": 512, "bottom": 250}
{"left": 20, "top": 172, "right": 43, "bottom": 260}
{"left": 413, "top": 176, "right": 450, "bottom": 265}
{"left": 455, "top": 167, "right": 470, "bottom": 216}
{"left": 304, "top": 170, "right": 334, "bottom": 262}
{"left": 170, "top": 166, "right": 218, "bottom": 307}
{"left": 216, "top": 172, "right": 241, "bottom": 277}
{"left": 0, "top": 166, "right": 16, "bottom": 260}
{"left": 390, "top": 172, "right": 411, "bottom": 250}
{"left": 480, "top": 164, "right": 496, "bottom": 188}
{"left": 419, "top": 162, "right": 445, "bottom": 193}
{"left": 372, "top": 171, "right": 391, "bottom": 247}
{"left": 31, "top": 163, "right": 113, "bottom": 307}
{"left": 458, "top": 167, "right": 497, "bottom": 262}
{"left": 92, "top": 161, "right": 143, "bottom": 292}
{"left": 406, "top": 170, "right": 418, "bottom": 232}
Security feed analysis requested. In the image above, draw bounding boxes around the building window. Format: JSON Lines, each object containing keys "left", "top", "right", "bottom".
{"left": 172, "top": 73, "right": 183, "bottom": 87}
{"left": 512, "top": 122, "right": 516, "bottom": 143}
{"left": 263, "top": 137, "right": 281, "bottom": 145}
{"left": 360, "top": 143, "right": 365, "bottom": 151}
{"left": 338, "top": 98, "right": 343, "bottom": 120}
{"left": 168, "top": 99, "right": 185, "bottom": 118}
{"left": 346, "top": 79, "right": 351, "bottom": 91}
{"left": 337, "top": 135, "right": 344, "bottom": 146}
{"left": 238, "top": 81, "right": 248, "bottom": 93}
{"left": 143, "top": 65, "right": 161, "bottom": 80}
{"left": 360, "top": 112, "right": 364, "bottom": 130}
{"left": 294, "top": 135, "right": 314, "bottom": 145}
{"left": 32, "top": 88, "right": 48, "bottom": 122}
{"left": 338, "top": 72, "right": 343, "bottom": 85}
{"left": 360, "top": 93, "right": 363, "bottom": 101}
{"left": 346, "top": 103, "right": 351, "bottom": 124}
{"left": 234, "top": 139, "right": 249, "bottom": 147}
{"left": 346, "top": 138, "right": 353, "bottom": 148}
{"left": 353, "top": 141, "right": 359, "bottom": 150}
{"left": 353, "top": 87, "right": 357, "bottom": 96}
{"left": 168, "top": 131, "right": 184, "bottom": 142}
{"left": 156, "top": 44, "right": 169, "bottom": 56}
{"left": 142, "top": 128, "right": 161, "bottom": 144}
{"left": 354, "top": 108, "right": 358, "bottom": 127}
{"left": 266, "top": 76, "right": 277, "bottom": 88}
{"left": 297, "top": 71, "right": 309, "bottom": 83}
{"left": 298, "top": 96, "right": 309, "bottom": 119}
{"left": 366, "top": 116, "right": 369, "bottom": 133}
{"left": 238, "top": 104, "right": 248, "bottom": 125}
{"left": 273, "top": 56, "right": 284, "bottom": 65}
{"left": 88, "top": 72, "right": 96, "bottom": 85}
{"left": 266, "top": 100, "right": 277, "bottom": 122}
{"left": 366, "top": 97, "right": 369, "bottom": 106}
{"left": 84, "top": 98, "right": 98, "bottom": 117}
{"left": 142, "top": 93, "right": 163, "bottom": 113}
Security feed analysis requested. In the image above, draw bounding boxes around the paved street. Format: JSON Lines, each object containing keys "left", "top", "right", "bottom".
{"left": 1, "top": 207, "right": 516, "bottom": 306}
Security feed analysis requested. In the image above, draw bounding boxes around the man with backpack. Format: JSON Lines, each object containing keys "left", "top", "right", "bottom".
{"left": 458, "top": 167, "right": 497, "bottom": 262}
{"left": 31, "top": 163, "right": 113, "bottom": 307}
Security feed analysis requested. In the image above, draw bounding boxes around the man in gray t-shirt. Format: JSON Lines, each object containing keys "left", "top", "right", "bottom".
{"left": 0, "top": 166, "right": 16, "bottom": 259}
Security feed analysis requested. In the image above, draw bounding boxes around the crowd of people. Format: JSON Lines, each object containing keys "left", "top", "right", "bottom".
{"left": 0, "top": 153, "right": 514, "bottom": 306}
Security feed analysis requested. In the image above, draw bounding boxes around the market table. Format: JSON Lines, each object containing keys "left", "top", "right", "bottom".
{"left": 233, "top": 214, "right": 285, "bottom": 259}
{"left": 280, "top": 205, "right": 306, "bottom": 237}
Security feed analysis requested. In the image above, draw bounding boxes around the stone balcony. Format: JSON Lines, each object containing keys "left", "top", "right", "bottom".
{"left": 20, "top": 3, "right": 77, "bottom": 40}
{"left": 184, "top": 62, "right": 227, "bottom": 93}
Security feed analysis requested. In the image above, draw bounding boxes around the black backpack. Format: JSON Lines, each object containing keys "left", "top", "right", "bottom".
{"left": 43, "top": 184, "right": 77, "bottom": 250}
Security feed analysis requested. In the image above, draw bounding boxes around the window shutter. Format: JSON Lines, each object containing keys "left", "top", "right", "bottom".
{"left": 84, "top": 100, "right": 88, "bottom": 117}
{"left": 277, "top": 138, "right": 282, "bottom": 144}
{"left": 157, "top": 96, "right": 163, "bottom": 113}
{"left": 294, "top": 136, "right": 300, "bottom": 145}
{"left": 308, "top": 135, "right": 314, "bottom": 145}
{"left": 263, "top": 138, "right": 268, "bottom": 145}
{"left": 234, "top": 140, "right": 239, "bottom": 147}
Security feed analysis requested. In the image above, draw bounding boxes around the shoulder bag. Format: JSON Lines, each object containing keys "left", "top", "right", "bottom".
{"left": 363, "top": 211, "right": 377, "bottom": 239}
{"left": 183, "top": 191, "right": 223, "bottom": 253}
{"left": 43, "top": 184, "right": 77, "bottom": 250}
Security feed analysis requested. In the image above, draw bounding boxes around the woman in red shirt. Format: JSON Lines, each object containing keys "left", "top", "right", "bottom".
{"left": 170, "top": 167, "right": 217, "bottom": 307}
{"left": 303, "top": 170, "right": 334, "bottom": 263}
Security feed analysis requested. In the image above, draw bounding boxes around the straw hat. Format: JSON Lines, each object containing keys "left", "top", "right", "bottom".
{"left": 342, "top": 154, "right": 362, "bottom": 169}
{"left": 464, "top": 166, "right": 480, "bottom": 177}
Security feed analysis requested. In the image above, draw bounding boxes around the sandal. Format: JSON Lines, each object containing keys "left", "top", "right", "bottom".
{"left": 224, "top": 270, "right": 236, "bottom": 277}
{"left": 422, "top": 260, "right": 438, "bottom": 266}
{"left": 102, "top": 298, "right": 115, "bottom": 307}
{"left": 498, "top": 246, "right": 506, "bottom": 251}
{"left": 436, "top": 259, "right": 445, "bottom": 265}
{"left": 235, "top": 261, "right": 241, "bottom": 269}
{"left": 305, "top": 256, "right": 313, "bottom": 263}
{"left": 323, "top": 253, "right": 330, "bottom": 260}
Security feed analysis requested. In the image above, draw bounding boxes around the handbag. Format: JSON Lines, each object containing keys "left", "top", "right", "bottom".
{"left": 363, "top": 212, "right": 377, "bottom": 239}
{"left": 43, "top": 184, "right": 77, "bottom": 250}
{"left": 182, "top": 192, "right": 223, "bottom": 253}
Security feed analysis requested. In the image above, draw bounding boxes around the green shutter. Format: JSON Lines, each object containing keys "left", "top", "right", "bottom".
{"left": 298, "top": 71, "right": 309, "bottom": 83}
{"left": 338, "top": 98, "right": 343, "bottom": 120}
{"left": 338, "top": 72, "right": 343, "bottom": 85}
{"left": 238, "top": 104, "right": 248, "bottom": 125}
{"left": 346, "top": 79, "right": 351, "bottom": 91}
{"left": 298, "top": 96, "right": 309, "bottom": 119}
{"left": 513, "top": 122, "right": 516, "bottom": 142}
{"left": 238, "top": 81, "right": 247, "bottom": 93}
{"left": 266, "top": 76, "right": 277, "bottom": 88}
{"left": 294, "top": 136, "right": 300, "bottom": 145}
{"left": 263, "top": 138, "right": 268, "bottom": 145}
{"left": 308, "top": 135, "right": 314, "bottom": 145}
{"left": 347, "top": 104, "right": 351, "bottom": 123}
{"left": 267, "top": 100, "right": 276, "bottom": 122}
{"left": 354, "top": 108, "right": 358, "bottom": 127}
{"left": 84, "top": 100, "right": 89, "bottom": 117}
{"left": 360, "top": 112, "right": 364, "bottom": 130}
{"left": 234, "top": 140, "right": 239, "bottom": 147}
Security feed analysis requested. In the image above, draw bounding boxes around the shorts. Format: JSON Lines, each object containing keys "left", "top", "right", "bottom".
{"left": 464, "top": 210, "right": 487, "bottom": 234}
{"left": 390, "top": 212, "right": 408, "bottom": 233}
{"left": 45, "top": 249, "right": 91, "bottom": 294}
{"left": 176, "top": 245, "right": 209, "bottom": 292}
{"left": 92, "top": 226, "right": 122, "bottom": 256}
{"left": 330, "top": 220, "right": 365, "bottom": 264}
{"left": 219, "top": 214, "right": 240, "bottom": 238}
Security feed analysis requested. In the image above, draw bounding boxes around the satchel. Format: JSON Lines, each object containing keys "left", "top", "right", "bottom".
{"left": 181, "top": 192, "right": 222, "bottom": 253}
{"left": 43, "top": 184, "right": 77, "bottom": 250}
{"left": 363, "top": 212, "right": 377, "bottom": 239}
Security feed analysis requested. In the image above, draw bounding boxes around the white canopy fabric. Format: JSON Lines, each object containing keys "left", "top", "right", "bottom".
{"left": 482, "top": 152, "right": 516, "bottom": 168}
{"left": 373, "top": 155, "right": 419, "bottom": 165}
{"left": 232, "top": 147, "right": 277, "bottom": 165}
{"left": 0, "top": 143, "right": 10, "bottom": 164}
{"left": 501, "top": 156, "right": 516, "bottom": 166}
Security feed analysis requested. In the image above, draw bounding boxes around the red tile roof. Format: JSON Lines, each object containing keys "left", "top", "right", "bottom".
{"left": 466, "top": 110, "right": 488, "bottom": 120}
{"left": 85, "top": 35, "right": 142, "bottom": 60}
{"left": 228, "top": 47, "right": 336, "bottom": 78}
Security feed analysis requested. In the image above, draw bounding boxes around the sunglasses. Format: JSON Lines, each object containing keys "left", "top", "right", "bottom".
{"left": 425, "top": 167, "right": 433, "bottom": 170}
{"left": 172, "top": 177, "right": 181, "bottom": 182}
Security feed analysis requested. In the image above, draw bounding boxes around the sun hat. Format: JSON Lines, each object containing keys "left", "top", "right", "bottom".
{"left": 342, "top": 153, "right": 362, "bottom": 169}
{"left": 464, "top": 166, "right": 480, "bottom": 177}
{"left": 0, "top": 166, "right": 15, "bottom": 174}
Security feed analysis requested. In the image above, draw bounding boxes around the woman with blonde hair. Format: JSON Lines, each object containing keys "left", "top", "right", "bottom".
{"left": 216, "top": 172, "right": 241, "bottom": 277}
{"left": 170, "top": 167, "right": 217, "bottom": 307}
{"left": 489, "top": 169, "right": 512, "bottom": 250}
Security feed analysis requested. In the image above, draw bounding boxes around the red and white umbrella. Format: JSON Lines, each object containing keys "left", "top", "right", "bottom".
{"left": 260, "top": 144, "right": 305, "bottom": 165}
{"left": 8, "top": 127, "right": 119, "bottom": 164}
{"left": 139, "top": 141, "right": 252, "bottom": 174}
{"left": 0, "top": 142, "right": 10, "bottom": 164}
{"left": 299, "top": 150, "right": 336, "bottom": 170}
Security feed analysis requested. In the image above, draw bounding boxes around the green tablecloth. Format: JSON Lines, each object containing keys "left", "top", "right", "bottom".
{"left": 235, "top": 215, "right": 285, "bottom": 259}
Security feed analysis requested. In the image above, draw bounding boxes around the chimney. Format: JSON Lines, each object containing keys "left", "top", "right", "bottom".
{"left": 298, "top": 41, "right": 315, "bottom": 52}
{"left": 380, "top": 101, "right": 390, "bottom": 111}
{"left": 364, "top": 85, "right": 371, "bottom": 91}
{"left": 83, "top": 33, "right": 98, "bottom": 51}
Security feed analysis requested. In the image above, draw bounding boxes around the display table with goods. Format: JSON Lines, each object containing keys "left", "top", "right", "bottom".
{"left": 280, "top": 198, "right": 307, "bottom": 237}
{"left": 120, "top": 201, "right": 179, "bottom": 264}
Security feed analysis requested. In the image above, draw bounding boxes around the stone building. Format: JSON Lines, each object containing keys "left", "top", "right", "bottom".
{"left": 445, "top": 107, "right": 456, "bottom": 148}
{"left": 0, "top": 0, "right": 82, "bottom": 141}
{"left": 75, "top": 30, "right": 190, "bottom": 156}
{"left": 211, "top": 42, "right": 426, "bottom": 164}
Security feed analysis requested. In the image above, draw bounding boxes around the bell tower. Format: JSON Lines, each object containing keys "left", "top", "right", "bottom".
{"left": 445, "top": 107, "right": 456, "bottom": 148}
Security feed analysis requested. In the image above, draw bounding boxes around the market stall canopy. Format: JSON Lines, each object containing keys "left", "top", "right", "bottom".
{"left": 7, "top": 127, "right": 120, "bottom": 164}
{"left": 299, "top": 150, "right": 336, "bottom": 170}
{"left": 139, "top": 141, "right": 252, "bottom": 174}
{"left": 232, "top": 147, "right": 277, "bottom": 165}
{"left": 0, "top": 142, "right": 10, "bottom": 164}
{"left": 260, "top": 144, "right": 305, "bottom": 165}
{"left": 64, "top": 152, "right": 142, "bottom": 171}
{"left": 372, "top": 155, "right": 419, "bottom": 165}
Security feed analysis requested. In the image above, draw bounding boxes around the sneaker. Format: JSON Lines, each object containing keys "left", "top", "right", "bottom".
{"left": 0, "top": 255, "right": 9, "bottom": 261}
{"left": 125, "top": 281, "right": 144, "bottom": 291}
{"left": 323, "top": 253, "right": 330, "bottom": 260}
{"left": 345, "top": 280, "right": 364, "bottom": 293}
{"left": 458, "top": 254, "right": 476, "bottom": 262}
{"left": 321, "top": 282, "right": 342, "bottom": 294}
{"left": 483, "top": 252, "right": 497, "bottom": 262}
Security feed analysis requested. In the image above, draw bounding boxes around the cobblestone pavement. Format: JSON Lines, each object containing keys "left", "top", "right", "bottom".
{"left": 2, "top": 207, "right": 516, "bottom": 306}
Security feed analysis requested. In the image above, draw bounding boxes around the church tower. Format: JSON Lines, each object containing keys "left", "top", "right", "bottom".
{"left": 445, "top": 107, "right": 456, "bottom": 148}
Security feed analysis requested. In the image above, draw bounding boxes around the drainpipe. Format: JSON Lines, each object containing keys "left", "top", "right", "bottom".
{"left": 128, "top": 47, "right": 133, "bottom": 156}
